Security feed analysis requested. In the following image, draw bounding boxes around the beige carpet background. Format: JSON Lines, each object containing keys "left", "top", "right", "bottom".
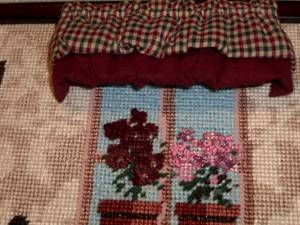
{"left": 0, "top": 24, "right": 91, "bottom": 225}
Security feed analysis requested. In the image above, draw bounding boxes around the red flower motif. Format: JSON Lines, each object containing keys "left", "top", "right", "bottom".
{"left": 133, "top": 153, "right": 164, "bottom": 169}
{"left": 103, "top": 108, "right": 164, "bottom": 188}
{"left": 145, "top": 123, "right": 158, "bottom": 140}
{"left": 104, "top": 119, "right": 129, "bottom": 140}
{"left": 132, "top": 153, "right": 164, "bottom": 186}
{"left": 132, "top": 162, "right": 160, "bottom": 186}
{"left": 152, "top": 153, "right": 165, "bottom": 170}
{"left": 132, "top": 167, "right": 160, "bottom": 186}
{"left": 130, "top": 108, "right": 147, "bottom": 124}
{"left": 104, "top": 145, "right": 131, "bottom": 170}
{"left": 129, "top": 140, "right": 153, "bottom": 155}
{"left": 126, "top": 124, "right": 157, "bottom": 155}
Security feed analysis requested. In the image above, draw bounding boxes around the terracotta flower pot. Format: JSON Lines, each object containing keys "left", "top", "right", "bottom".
{"left": 175, "top": 203, "right": 240, "bottom": 225}
{"left": 98, "top": 200, "right": 162, "bottom": 225}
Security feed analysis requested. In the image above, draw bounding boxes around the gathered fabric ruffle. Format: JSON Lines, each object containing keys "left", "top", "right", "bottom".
{"left": 51, "top": 0, "right": 294, "bottom": 61}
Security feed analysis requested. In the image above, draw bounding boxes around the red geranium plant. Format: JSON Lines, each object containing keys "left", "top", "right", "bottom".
{"left": 102, "top": 108, "right": 166, "bottom": 200}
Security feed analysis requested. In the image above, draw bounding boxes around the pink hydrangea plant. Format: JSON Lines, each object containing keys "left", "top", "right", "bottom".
{"left": 170, "top": 142, "right": 204, "bottom": 182}
{"left": 170, "top": 129, "right": 241, "bottom": 182}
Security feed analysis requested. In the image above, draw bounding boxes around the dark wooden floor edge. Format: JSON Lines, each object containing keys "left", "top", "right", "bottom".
{"left": 0, "top": 1, "right": 300, "bottom": 24}
{"left": 0, "top": 61, "right": 6, "bottom": 86}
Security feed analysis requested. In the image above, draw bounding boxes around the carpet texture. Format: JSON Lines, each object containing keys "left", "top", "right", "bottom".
{"left": 0, "top": 25, "right": 91, "bottom": 225}
{"left": 0, "top": 24, "right": 299, "bottom": 225}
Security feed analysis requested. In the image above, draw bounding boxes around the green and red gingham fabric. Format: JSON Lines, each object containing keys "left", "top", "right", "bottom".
{"left": 51, "top": 0, "right": 294, "bottom": 63}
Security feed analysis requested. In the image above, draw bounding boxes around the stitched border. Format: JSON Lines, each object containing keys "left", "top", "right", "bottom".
{"left": 238, "top": 88, "right": 255, "bottom": 224}
{"left": 161, "top": 89, "right": 176, "bottom": 225}
{"left": 77, "top": 88, "right": 102, "bottom": 225}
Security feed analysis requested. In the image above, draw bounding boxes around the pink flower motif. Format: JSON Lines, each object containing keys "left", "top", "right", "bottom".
{"left": 215, "top": 155, "right": 235, "bottom": 172}
{"left": 171, "top": 128, "right": 242, "bottom": 181}
{"left": 225, "top": 135, "right": 234, "bottom": 148}
{"left": 170, "top": 143, "right": 203, "bottom": 181}
{"left": 191, "top": 139, "right": 201, "bottom": 148}
{"left": 171, "top": 143, "right": 193, "bottom": 166}
{"left": 192, "top": 154, "right": 205, "bottom": 168}
{"left": 230, "top": 164, "right": 239, "bottom": 172}
{"left": 209, "top": 174, "right": 219, "bottom": 185}
{"left": 201, "top": 132, "right": 234, "bottom": 153}
{"left": 177, "top": 128, "right": 195, "bottom": 143}
{"left": 178, "top": 163, "right": 197, "bottom": 182}
{"left": 199, "top": 132, "right": 241, "bottom": 172}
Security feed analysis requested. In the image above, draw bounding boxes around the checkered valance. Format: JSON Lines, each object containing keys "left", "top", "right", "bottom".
{"left": 51, "top": 0, "right": 294, "bottom": 62}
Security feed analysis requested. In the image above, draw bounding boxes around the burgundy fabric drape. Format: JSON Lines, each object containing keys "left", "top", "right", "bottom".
{"left": 53, "top": 49, "right": 292, "bottom": 102}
